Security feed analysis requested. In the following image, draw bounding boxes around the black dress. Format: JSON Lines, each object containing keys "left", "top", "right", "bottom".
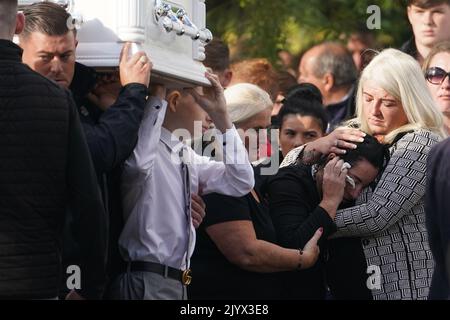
{"left": 267, "top": 164, "right": 371, "bottom": 300}
{"left": 267, "top": 164, "right": 333, "bottom": 299}
{"left": 189, "top": 186, "right": 281, "bottom": 300}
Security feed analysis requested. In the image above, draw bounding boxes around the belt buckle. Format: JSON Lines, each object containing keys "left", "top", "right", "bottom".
{"left": 182, "top": 269, "right": 192, "bottom": 286}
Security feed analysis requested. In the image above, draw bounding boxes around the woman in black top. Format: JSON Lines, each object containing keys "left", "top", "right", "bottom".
{"left": 255, "top": 83, "right": 328, "bottom": 194}
{"left": 267, "top": 134, "right": 387, "bottom": 299}
{"left": 189, "top": 177, "right": 284, "bottom": 299}
{"left": 189, "top": 83, "right": 323, "bottom": 300}
{"left": 277, "top": 83, "right": 328, "bottom": 158}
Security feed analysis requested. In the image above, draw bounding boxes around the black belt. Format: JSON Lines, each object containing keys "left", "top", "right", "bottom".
{"left": 129, "top": 261, "right": 192, "bottom": 286}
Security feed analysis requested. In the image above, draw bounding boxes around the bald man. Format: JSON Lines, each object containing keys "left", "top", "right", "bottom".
{"left": 298, "top": 42, "right": 358, "bottom": 131}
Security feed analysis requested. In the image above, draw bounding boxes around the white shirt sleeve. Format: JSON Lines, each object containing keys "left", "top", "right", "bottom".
{"left": 190, "top": 126, "right": 255, "bottom": 197}
{"left": 122, "top": 96, "right": 167, "bottom": 184}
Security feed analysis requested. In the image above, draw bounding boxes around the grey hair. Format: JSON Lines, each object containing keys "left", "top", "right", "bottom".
{"left": 224, "top": 83, "right": 273, "bottom": 124}
{"left": 312, "top": 42, "right": 358, "bottom": 88}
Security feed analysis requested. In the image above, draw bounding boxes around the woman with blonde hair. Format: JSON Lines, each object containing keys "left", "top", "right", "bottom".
{"left": 225, "top": 83, "right": 273, "bottom": 162}
{"left": 422, "top": 41, "right": 450, "bottom": 299}
{"left": 280, "top": 48, "right": 446, "bottom": 300}
{"left": 423, "top": 41, "right": 450, "bottom": 134}
{"left": 201, "top": 82, "right": 273, "bottom": 162}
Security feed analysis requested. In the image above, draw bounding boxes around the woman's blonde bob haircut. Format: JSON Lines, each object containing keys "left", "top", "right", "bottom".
{"left": 348, "top": 48, "right": 447, "bottom": 143}
{"left": 423, "top": 41, "right": 450, "bottom": 72}
{"left": 224, "top": 83, "right": 273, "bottom": 125}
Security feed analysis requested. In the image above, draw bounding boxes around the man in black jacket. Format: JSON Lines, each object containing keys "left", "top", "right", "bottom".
{"left": 426, "top": 137, "right": 450, "bottom": 300}
{"left": 18, "top": 1, "right": 151, "bottom": 295}
{"left": 0, "top": 0, "right": 107, "bottom": 299}
{"left": 19, "top": 1, "right": 151, "bottom": 189}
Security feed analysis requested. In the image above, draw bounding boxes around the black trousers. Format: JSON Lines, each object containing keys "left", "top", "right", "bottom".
{"left": 325, "top": 238, "right": 373, "bottom": 300}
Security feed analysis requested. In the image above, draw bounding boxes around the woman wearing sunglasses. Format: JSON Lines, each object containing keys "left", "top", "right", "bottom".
{"left": 423, "top": 42, "right": 450, "bottom": 300}
{"left": 424, "top": 41, "right": 450, "bottom": 134}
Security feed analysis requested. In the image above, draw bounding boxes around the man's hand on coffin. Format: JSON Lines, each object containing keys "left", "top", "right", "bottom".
{"left": 186, "top": 72, "right": 232, "bottom": 133}
{"left": 87, "top": 72, "right": 122, "bottom": 111}
{"left": 119, "top": 42, "right": 152, "bottom": 88}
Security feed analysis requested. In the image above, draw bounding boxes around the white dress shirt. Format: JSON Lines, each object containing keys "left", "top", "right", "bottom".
{"left": 119, "top": 97, "right": 254, "bottom": 270}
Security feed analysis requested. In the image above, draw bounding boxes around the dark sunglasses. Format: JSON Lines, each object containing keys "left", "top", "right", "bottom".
{"left": 425, "top": 67, "right": 450, "bottom": 85}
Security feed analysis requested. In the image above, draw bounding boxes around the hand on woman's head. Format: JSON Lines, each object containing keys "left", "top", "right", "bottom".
{"left": 311, "top": 127, "right": 366, "bottom": 156}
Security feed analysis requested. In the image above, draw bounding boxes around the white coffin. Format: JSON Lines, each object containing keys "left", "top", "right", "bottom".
{"left": 19, "top": 0, "right": 213, "bottom": 87}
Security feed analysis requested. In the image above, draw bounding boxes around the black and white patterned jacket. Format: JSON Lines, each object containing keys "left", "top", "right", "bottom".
{"left": 280, "top": 129, "right": 442, "bottom": 300}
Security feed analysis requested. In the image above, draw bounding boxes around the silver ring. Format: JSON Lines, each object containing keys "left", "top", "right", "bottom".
{"left": 139, "top": 56, "right": 148, "bottom": 65}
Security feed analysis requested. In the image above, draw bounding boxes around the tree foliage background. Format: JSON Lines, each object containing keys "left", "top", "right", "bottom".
{"left": 206, "top": 0, "right": 411, "bottom": 64}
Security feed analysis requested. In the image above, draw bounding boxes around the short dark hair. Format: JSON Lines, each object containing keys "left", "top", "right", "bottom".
{"left": 312, "top": 42, "right": 358, "bottom": 88}
{"left": 318, "top": 134, "right": 388, "bottom": 172}
{"left": 0, "top": 0, "right": 18, "bottom": 34}
{"left": 342, "top": 135, "right": 388, "bottom": 170}
{"left": 277, "top": 83, "right": 328, "bottom": 133}
{"left": 20, "top": 1, "right": 75, "bottom": 39}
{"left": 406, "top": 0, "right": 450, "bottom": 8}
{"left": 204, "top": 39, "right": 230, "bottom": 72}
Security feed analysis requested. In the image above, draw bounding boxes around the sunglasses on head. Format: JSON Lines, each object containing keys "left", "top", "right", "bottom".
{"left": 425, "top": 67, "right": 450, "bottom": 85}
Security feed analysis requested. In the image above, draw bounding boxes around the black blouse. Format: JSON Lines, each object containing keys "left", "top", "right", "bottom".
{"left": 266, "top": 164, "right": 337, "bottom": 299}
{"left": 267, "top": 164, "right": 337, "bottom": 249}
{"left": 267, "top": 164, "right": 371, "bottom": 300}
{"left": 189, "top": 184, "right": 281, "bottom": 300}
